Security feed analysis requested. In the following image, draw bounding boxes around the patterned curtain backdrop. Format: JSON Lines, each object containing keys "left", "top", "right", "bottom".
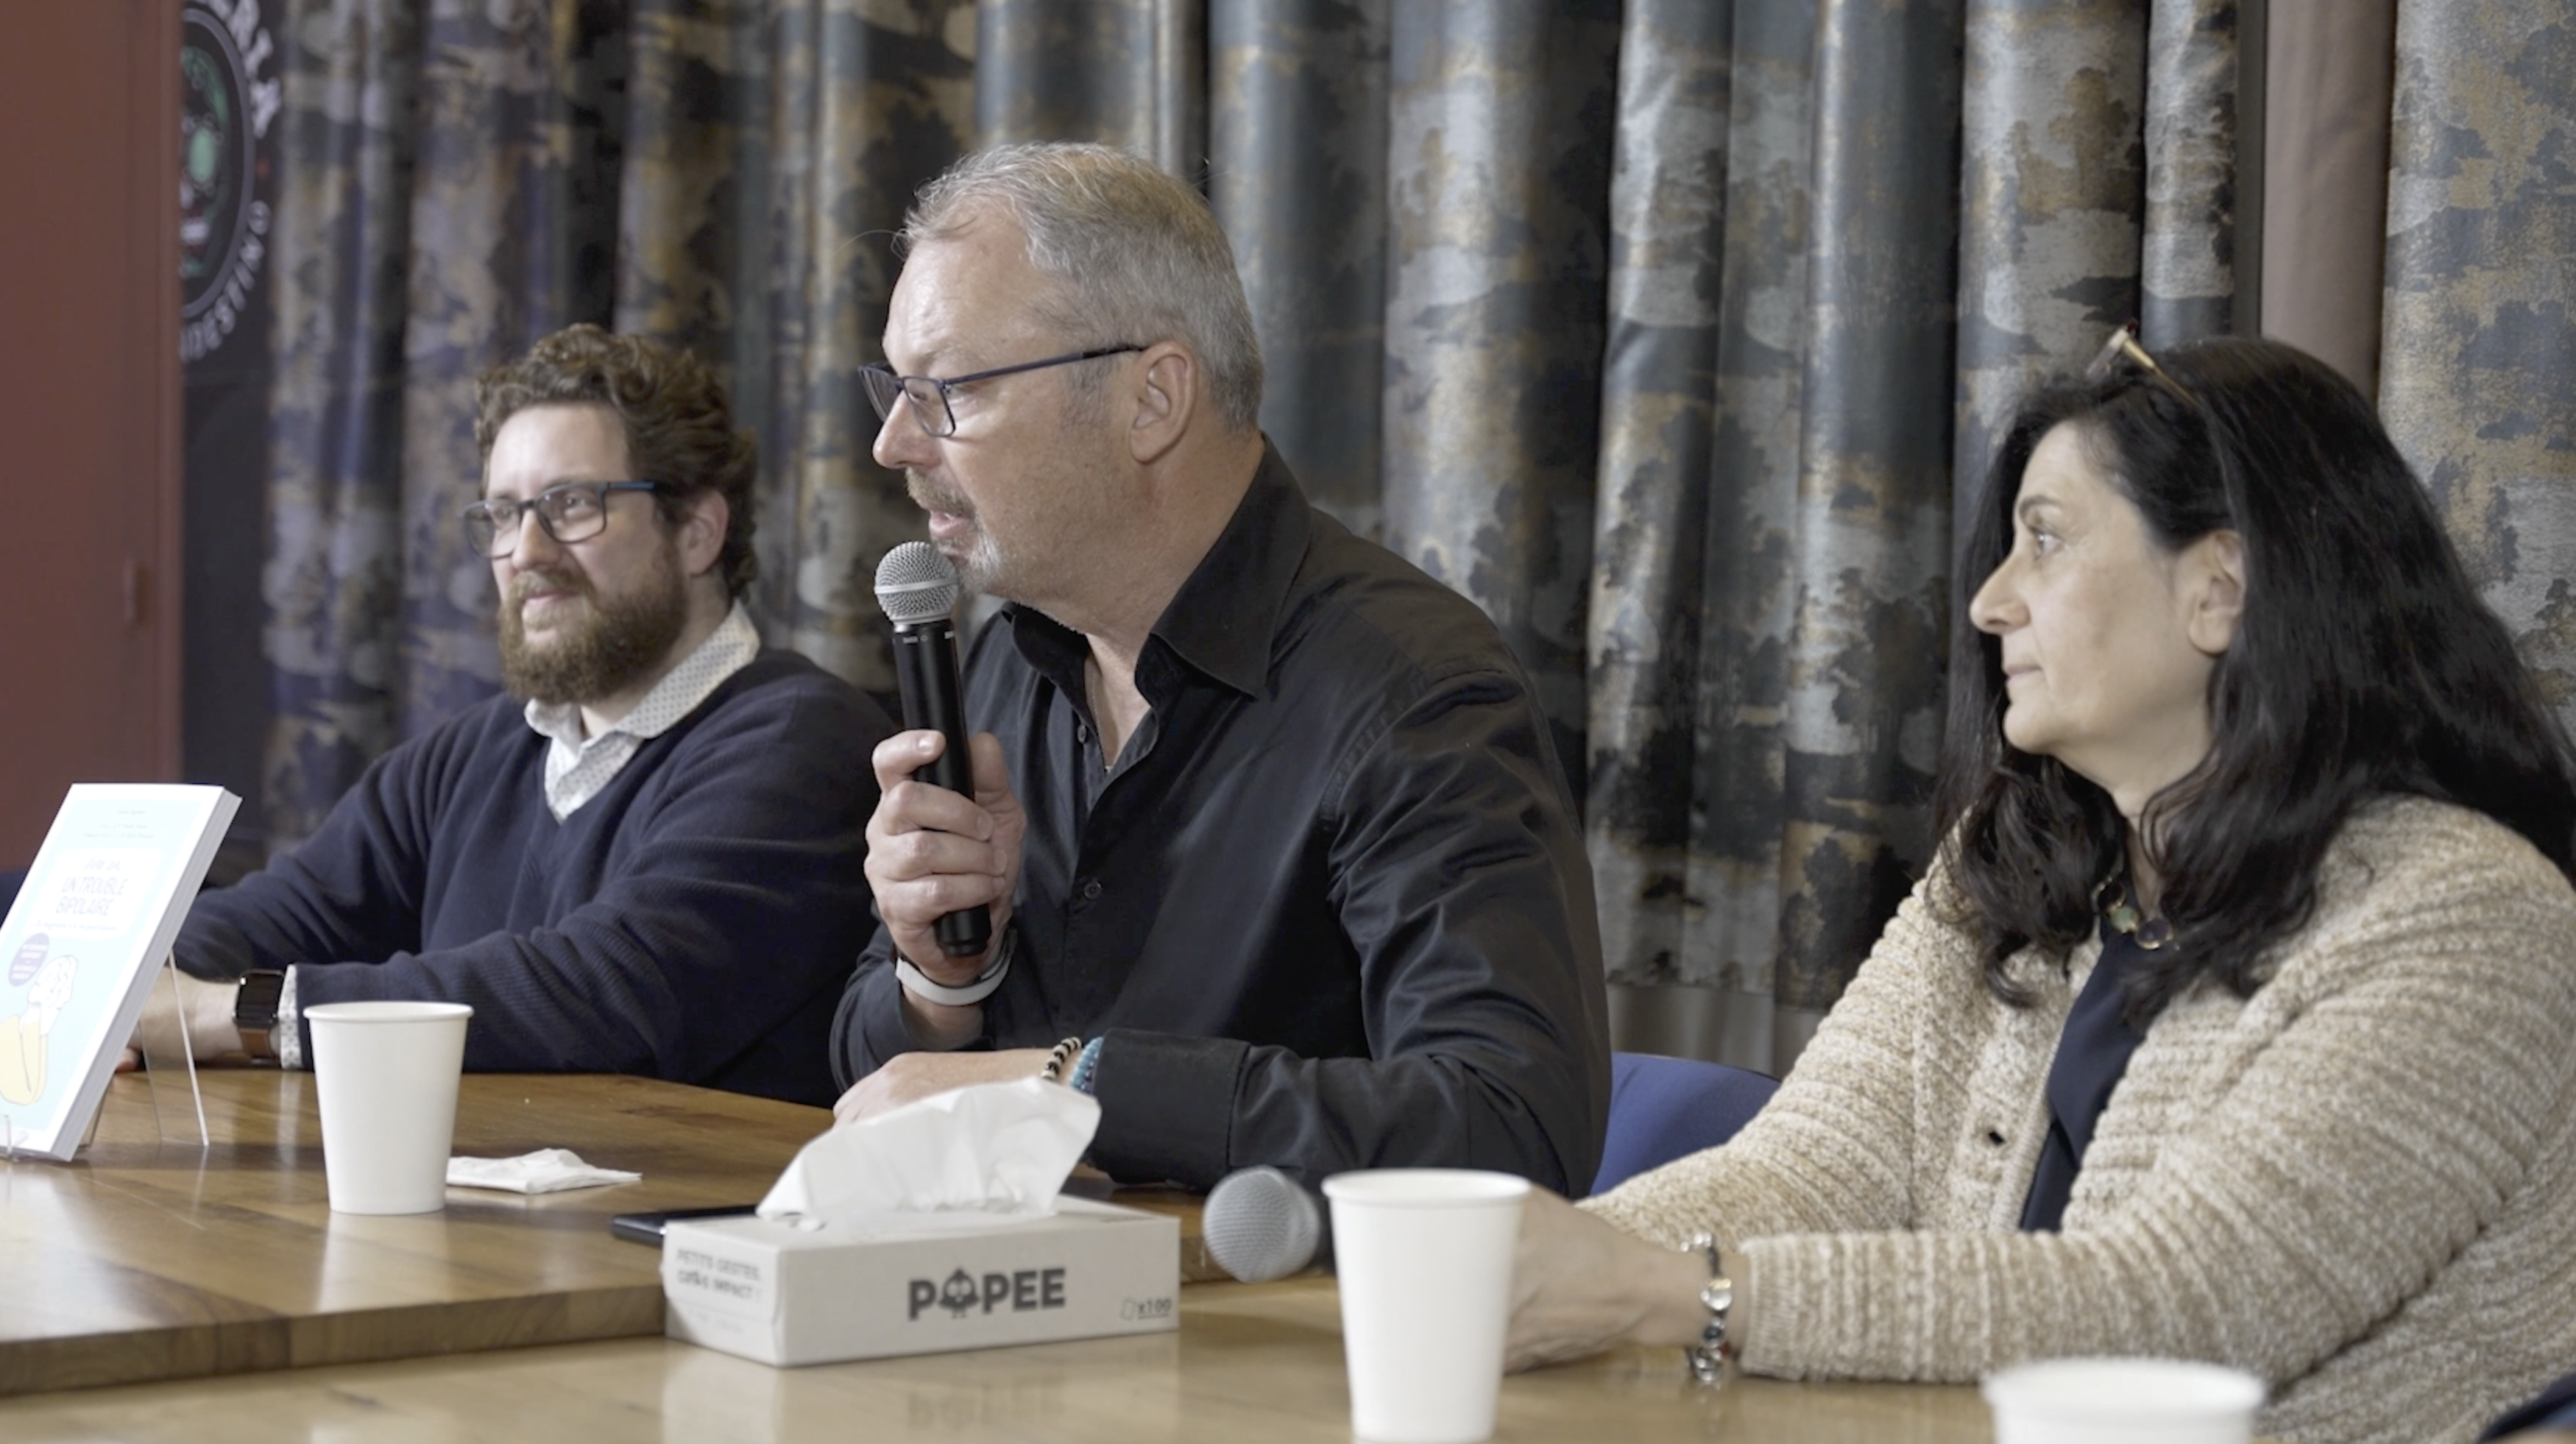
{"left": 263, "top": 0, "right": 976, "bottom": 846}
{"left": 1587, "top": 0, "right": 1818, "bottom": 1068}
{"left": 394, "top": 0, "right": 624, "bottom": 731}
{"left": 2139, "top": 0, "right": 2242, "bottom": 346}
{"left": 264, "top": 0, "right": 421, "bottom": 848}
{"left": 1209, "top": 0, "right": 1391, "bottom": 531}
{"left": 1377, "top": 2, "right": 1623, "bottom": 777}
{"left": 2379, "top": 0, "right": 2576, "bottom": 711}
{"left": 257, "top": 0, "right": 2575, "bottom": 1069}
{"left": 609, "top": 0, "right": 979, "bottom": 685}
{"left": 1952, "top": 0, "right": 2145, "bottom": 520}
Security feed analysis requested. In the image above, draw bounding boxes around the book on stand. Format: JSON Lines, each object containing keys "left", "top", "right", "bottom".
{"left": 1, "top": 784, "right": 239, "bottom": 1161}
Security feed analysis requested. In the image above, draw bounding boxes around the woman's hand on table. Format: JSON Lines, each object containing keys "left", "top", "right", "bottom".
{"left": 1506, "top": 1188, "right": 1725, "bottom": 1373}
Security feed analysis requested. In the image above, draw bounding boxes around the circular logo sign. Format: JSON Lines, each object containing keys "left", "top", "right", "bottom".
{"left": 180, "top": 1, "right": 279, "bottom": 364}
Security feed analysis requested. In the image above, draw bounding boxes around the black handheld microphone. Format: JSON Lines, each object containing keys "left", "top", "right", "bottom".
{"left": 872, "top": 542, "right": 991, "bottom": 958}
{"left": 1202, "top": 1166, "right": 1335, "bottom": 1281}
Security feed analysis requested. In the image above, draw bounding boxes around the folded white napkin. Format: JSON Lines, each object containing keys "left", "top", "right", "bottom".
{"left": 447, "top": 1147, "right": 642, "bottom": 1194}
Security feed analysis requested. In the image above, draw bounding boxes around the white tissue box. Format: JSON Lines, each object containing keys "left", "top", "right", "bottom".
{"left": 661, "top": 1197, "right": 1180, "bottom": 1366}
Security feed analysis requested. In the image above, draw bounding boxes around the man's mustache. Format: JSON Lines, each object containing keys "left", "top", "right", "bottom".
{"left": 907, "top": 473, "right": 975, "bottom": 520}
{"left": 509, "top": 570, "right": 590, "bottom": 607}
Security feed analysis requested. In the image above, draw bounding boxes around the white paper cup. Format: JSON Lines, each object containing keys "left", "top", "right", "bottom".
{"left": 1983, "top": 1357, "right": 2265, "bottom": 1444}
{"left": 1323, "top": 1168, "right": 1530, "bottom": 1444}
{"left": 305, "top": 1001, "right": 473, "bottom": 1215}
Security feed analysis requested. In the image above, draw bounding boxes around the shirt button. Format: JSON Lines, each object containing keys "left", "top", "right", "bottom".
{"left": 1080, "top": 878, "right": 1104, "bottom": 901}
{"left": 1076, "top": 723, "right": 1091, "bottom": 744}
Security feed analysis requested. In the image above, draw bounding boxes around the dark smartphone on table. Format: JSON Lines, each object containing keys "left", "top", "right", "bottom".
{"left": 609, "top": 1205, "right": 760, "bottom": 1245}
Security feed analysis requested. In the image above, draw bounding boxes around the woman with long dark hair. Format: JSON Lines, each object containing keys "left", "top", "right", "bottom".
{"left": 1507, "top": 336, "right": 2576, "bottom": 1444}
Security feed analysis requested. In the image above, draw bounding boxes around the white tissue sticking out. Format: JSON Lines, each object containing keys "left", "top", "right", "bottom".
{"left": 446, "top": 1148, "right": 643, "bottom": 1194}
{"left": 757, "top": 1077, "right": 1100, "bottom": 1225}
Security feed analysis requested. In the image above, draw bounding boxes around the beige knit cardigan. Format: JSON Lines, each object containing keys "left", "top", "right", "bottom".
{"left": 1585, "top": 797, "right": 2576, "bottom": 1444}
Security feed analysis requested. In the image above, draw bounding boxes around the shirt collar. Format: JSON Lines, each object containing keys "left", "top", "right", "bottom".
{"left": 523, "top": 601, "right": 762, "bottom": 746}
{"left": 1007, "top": 440, "right": 1310, "bottom": 702}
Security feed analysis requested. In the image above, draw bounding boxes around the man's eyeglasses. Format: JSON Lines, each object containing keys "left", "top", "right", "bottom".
{"left": 2084, "top": 322, "right": 2192, "bottom": 400}
{"left": 861, "top": 345, "right": 1144, "bottom": 439}
{"left": 462, "top": 481, "right": 662, "bottom": 559}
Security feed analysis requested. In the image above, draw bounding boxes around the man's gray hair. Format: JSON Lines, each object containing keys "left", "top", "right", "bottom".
{"left": 903, "top": 143, "right": 1265, "bottom": 435}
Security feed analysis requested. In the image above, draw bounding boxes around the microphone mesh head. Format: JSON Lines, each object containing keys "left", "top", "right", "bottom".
{"left": 1202, "top": 1166, "right": 1320, "bottom": 1283}
{"left": 873, "top": 542, "right": 963, "bottom": 625}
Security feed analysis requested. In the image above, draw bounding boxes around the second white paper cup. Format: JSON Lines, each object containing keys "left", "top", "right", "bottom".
{"left": 1983, "top": 1356, "right": 2265, "bottom": 1444}
{"left": 1323, "top": 1168, "right": 1530, "bottom": 1444}
{"left": 306, "top": 1000, "right": 473, "bottom": 1215}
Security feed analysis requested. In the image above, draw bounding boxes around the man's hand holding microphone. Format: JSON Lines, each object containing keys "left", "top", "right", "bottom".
{"left": 835, "top": 544, "right": 1047, "bottom": 1122}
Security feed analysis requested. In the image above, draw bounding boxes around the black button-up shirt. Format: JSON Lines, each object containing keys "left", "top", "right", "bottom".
{"left": 834, "top": 445, "right": 1611, "bottom": 1192}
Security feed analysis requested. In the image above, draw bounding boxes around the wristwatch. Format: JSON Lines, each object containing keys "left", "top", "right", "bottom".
{"left": 234, "top": 969, "right": 288, "bottom": 1061}
{"left": 894, "top": 921, "right": 1017, "bottom": 1008}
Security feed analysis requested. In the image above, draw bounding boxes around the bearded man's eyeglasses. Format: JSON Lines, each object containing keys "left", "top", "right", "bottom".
{"left": 462, "top": 481, "right": 662, "bottom": 559}
{"left": 861, "top": 345, "right": 1144, "bottom": 439}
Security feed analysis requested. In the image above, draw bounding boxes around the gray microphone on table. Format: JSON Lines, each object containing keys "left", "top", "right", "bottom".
{"left": 872, "top": 542, "right": 990, "bottom": 958}
{"left": 1203, "top": 1166, "right": 1335, "bottom": 1281}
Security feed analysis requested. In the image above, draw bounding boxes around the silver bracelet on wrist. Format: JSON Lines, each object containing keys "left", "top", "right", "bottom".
{"left": 1682, "top": 1231, "right": 1733, "bottom": 1385}
{"left": 894, "top": 923, "right": 1015, "bottom": 1007}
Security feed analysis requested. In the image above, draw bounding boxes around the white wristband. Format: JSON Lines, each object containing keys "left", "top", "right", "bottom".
{"left": 893, "top": 924, "right": 1014, "bottom": 1007}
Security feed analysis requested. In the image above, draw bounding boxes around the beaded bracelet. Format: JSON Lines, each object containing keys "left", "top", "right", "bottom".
{"left": 1066, "top": 1036, "right": 1105, "bottom": 1094}
{"left": 1039, "top": 1036, "right": 1085, "bottom": 1083}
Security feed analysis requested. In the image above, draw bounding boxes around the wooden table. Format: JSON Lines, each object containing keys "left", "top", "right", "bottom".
{"left": 0, "top": 1273, "right": 1995, "bottom": 1443}
{"left": 0, "top": 1070, "right": 1999, "bottom": 1441}
{"left": 0, "top": 1068, "right": 829, "bottom": 1394}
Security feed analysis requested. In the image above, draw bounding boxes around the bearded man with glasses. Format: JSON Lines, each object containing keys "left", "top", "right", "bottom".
{"left": 831, "top": 143, "right": 1610, "bottom": 1197}
{"left": 132, "top": 325, "right": 891, "bottom": 1106}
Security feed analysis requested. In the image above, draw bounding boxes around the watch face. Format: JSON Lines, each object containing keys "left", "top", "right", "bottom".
{"left": 234, "top": 970, "right": 288, "bottom": 1027}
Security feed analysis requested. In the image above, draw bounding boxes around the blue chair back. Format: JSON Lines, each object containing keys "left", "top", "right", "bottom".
{"left": 1590, "top": 1051, "right": 1780, "bottom": 1196}
{"left": 2482, "top": 1369, "right": 2576, "bottom": 1440}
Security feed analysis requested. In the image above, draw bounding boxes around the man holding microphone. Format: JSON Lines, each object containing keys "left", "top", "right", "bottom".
{"left": 832, "top": 142, "right": 1608, "bottom": 1195}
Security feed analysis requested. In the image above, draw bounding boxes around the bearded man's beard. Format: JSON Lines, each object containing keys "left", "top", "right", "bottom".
{"left": 498, "top": 543, "right": 692, "bottom": 705}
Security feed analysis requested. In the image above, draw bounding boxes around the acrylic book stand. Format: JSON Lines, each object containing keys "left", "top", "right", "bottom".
{"left": 1, "top": 956, "right": 206, "bottom": 1161}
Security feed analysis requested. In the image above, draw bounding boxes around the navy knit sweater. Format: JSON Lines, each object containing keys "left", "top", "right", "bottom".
{"left": 177, "top": 650, "right": 888, "bottom": 1106}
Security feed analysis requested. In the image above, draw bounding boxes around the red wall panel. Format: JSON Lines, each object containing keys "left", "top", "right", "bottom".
{"left": 0, "top": 1, "right": 184, "bottom": 866}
